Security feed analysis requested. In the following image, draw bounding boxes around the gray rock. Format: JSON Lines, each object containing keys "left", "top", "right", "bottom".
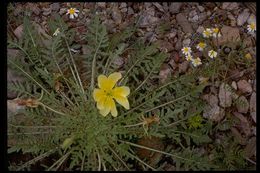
{"left": 169, "top": 2, "right": 182, "bottom": 14}
{"left": 203, "top": 104, "right": 225, "bottom": 122}
{"left": 250, "top": 92, "right": 256, "bottom": 123}
{"left": 182, "top": 38, "right": 191, "bottom": 47}
{"left": 14, "top": 24, "right": 23, "bottom": 39}
{"left": 236, "top": 96, "right": 249, "bottom": 113}
{"left": 97, "top": 2, "right": 106, "bottom": 8}
{"left": 176, "top": 13, "right": 194, "bottom": 33}
{"left": 196, "top": 26, "right": 205, "bottom": 34}
{"left": 231, "top": 81, "right": 237, "bottom": 90}
{"left": 219, "top": 83, "right": 233, "bottom": 108}
{"left": 113, "top": 56, "right": 124, "bottom": 67}
{"left": 237, "top": 80, "right": 252, "bottom": 94}
{"left": 190, "top": 15, "right": 199, "bottom": 22}
{"left": 202, "top": 94, "right": 219, "bottom": 107}
{"left": 127, "top": 7, "right": 134, "bottom": 15}
{"left": 42, "top": 7, "right": 52, "bottom": 16}
{"left": 50, "top": 3, "right": 60, "bottom": 12}
{"left": 112, "top": 10, "right": 122, "bottom": 24}
{"left": 162, "top": 2, "right": 168, "bottom": 12}
{"left": 139, "top": 13, "right": 158, "bottom": 28}
{"left": 237, "top": 9, "right": 250, "bottom": 26}
{"left": 59, "top": 8, "right": 67, "bottom": 15}
{"left": 144, "top": 2, "right": 152, "bottom": 8}
{"left": 247, "top": 14, "right": 256, "bottom": 24}
{"left": 178, "top": 61, "right": 189, "bottom": 74}
{"left": 197, "top": 5, "right": 205, "bottom": 12}
{"left": 216, "top": 26, "right": 240, "bottom": 46}
{"left": 121, "top": 8, "right": 127, "bottom": 13}
{"left": 153, "top": 2, "right": 165, "bottom": 12}
{"left": 222, "top": 2, "right": 239, "bottom": 10}
{"left": 119, "top": 2, "right": 127, "bottom": 9}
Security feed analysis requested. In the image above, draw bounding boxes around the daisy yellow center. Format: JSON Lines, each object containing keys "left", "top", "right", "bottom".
{"left": 213, "top": 28, "right": 219, "bottom": 33}
{"left": 194, "top": 59, "right": 200, "bottom": 64}
{"left": 250, "top": 23, "right": 256, "bottom": 30}
{"left": 184, "top": 48, "right": 189, "bottom": 52}
{"left": 69, "top": 8, "right": 75, "bottom": 14}
{"left": 198, "top": 42, "right": 206, "bottom": 48}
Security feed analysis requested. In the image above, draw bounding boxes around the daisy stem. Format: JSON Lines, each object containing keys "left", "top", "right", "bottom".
{"left": 58, "top": 19, "right": 86, "bottom": 101}
{"left": 52, "top": 43, "right": 80, "bottom": 107}
{"left": 90, "top": 29, "right": 104, "bottom": 91}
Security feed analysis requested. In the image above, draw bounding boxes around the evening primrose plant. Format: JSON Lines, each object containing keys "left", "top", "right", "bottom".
{"left": 8, "top": 14, "right": 221, "bottom": 171}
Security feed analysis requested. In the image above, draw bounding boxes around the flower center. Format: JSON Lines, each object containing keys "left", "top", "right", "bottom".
{"left": 69, "top": 8, "right": 75, "bottom": 14}
{"left": 250, "top": 23, "right": 256, "bottom": 30}
{"left": 104, "top": 89, "right": 113, "bottom": 97}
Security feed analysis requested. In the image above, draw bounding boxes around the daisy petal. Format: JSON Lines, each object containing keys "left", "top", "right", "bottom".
{"left": 74, "top": 13, "right": 78, "bottom": 17}
{"left": 70, "top": 14, "right": 74, "bottom": 19}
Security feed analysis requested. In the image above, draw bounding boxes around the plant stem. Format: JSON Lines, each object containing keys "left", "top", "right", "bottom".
{"left": 144, "top": 93, "right": 190, "bottom": 113}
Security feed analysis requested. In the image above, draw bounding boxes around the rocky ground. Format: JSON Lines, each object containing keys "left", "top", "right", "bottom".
{"left": 7, "top": 2, "right": 256, "bottom": 170}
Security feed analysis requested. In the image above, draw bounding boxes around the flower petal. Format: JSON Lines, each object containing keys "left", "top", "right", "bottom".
{"left": 93, "top": 89, "right": 105, "bottom": 102}
{"left": 99, "top": 107, "right": 110, "bottom": 117}
{"left": 97, "top": 99, "right": 105, "bottom": 110}
{"left": 98, "top": 75, "right": 110, "bottom": 89}
{"left": 110, "top": 99, "right": 118, "bottom": 117}
{"left": 74, "top": 13, "right": 78, "bottom": 17}
{"left": 98, "top": 73, "right": 121, "bottom": 90}
{"left": 70, "top": 14, "right": 74, "bottom": 19}
{"left": 114, "top": 95, "right": 130, "bottom": 110}
{"left": 113, "top": 86, "right": 130, "bottom": 97}
{"left": 108, "top": 72, "right": 122, "bottom": 84}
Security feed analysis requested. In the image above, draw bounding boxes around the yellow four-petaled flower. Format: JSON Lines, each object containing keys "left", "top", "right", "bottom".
{"left": 93, "top": 72, "right": 130, "bottom": 117}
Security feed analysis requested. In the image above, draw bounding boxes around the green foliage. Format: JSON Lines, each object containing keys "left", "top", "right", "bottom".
{"left": 7, "top": 11, "right": 253, "bottom": 171}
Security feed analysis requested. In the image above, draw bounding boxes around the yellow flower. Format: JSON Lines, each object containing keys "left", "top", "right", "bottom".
{"left": 247, "top": 22, "right": 256, "bottom": 33}
{"left": 53, "top": 28, "right": 60, "bottom": 36}
{"left": 208, "top": 50, "right": 217, "bottom": 59}
{"left": 196, "top": 42, "right": 206, "bottom": 51}
{"left": 66, "top": 8, "right": 79, "bottom": 19}
{"left": 185, "top": 54, "right": 193, "bottom": 61}
{"left": 203, "top": 28, "right": 212, "bottom": 38}
{"left": 245, "top": 53, "right": 252, "bottom": 59}
{"left": 212, "top": 28, "right": 221, "bottom": 38}
{"left": 93, "top": 72, "right": 130, "bottom": 117}
{"left": 191, "top": 57, "right": 202, "bottom": 67}
{"left": 181, "top": 47, "right": 192, "bottom": 56}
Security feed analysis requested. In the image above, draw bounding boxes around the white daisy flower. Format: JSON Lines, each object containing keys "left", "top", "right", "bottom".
{"left": 191, "top": 57, "right": 202, "bottom": 67}
{"left": 212, "top": 28, "right": 221, "bottom": 38}
{"left": 196, "top": 42, "right": 206, "bottom": 51}
{"left": 203, "top": 28, "right": 212, "bottom": 38}
{"left": 53, "top": 28, "right": 60, "bottom": 36}
{"left": 247, "top": 22, "right": 256, "bottom": 33}
{"left": 208, "top": 50, "right": 217, "bottom": 59}
{"left": 185, "top": 54, "right": 193, "bottom": 61}
{"left": 66, "top": 8, "right": 79, "bottom": 19}
{"left": 181, "top": 47, "right": 192, "bottom": 56}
